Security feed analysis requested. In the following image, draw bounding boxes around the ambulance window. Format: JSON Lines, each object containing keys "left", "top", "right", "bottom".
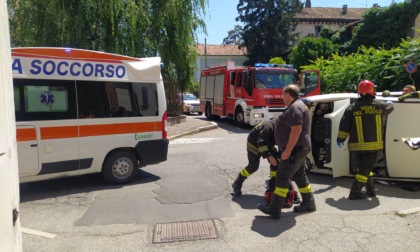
{"left": 132, "top": 82, "right": 159, "bottom": 117}
{"left": 14, "top": 79, "right": 77, "bottom": 121}
{"left": 77, "top": 81, "right": 157, "bottom": 118}
{"left": 14, "top": 87, "right": 20, "bottom": 111}
{"left": 77, "top": 81, "right": 111, "bottom": 118}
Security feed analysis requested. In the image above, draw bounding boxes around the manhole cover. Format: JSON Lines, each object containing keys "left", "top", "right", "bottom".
{"left": 153, "top": 220, "right": 219, "bottom": 244}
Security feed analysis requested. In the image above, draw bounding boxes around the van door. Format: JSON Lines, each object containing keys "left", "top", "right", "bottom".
{"left": 16, "top": 125, "right": 39, "bottom": 175}
{"left": 319, "top": 98, "right": 353, "bottom": 177}
{"left": 384, "top": 102, "right": 420, "bottom": 179}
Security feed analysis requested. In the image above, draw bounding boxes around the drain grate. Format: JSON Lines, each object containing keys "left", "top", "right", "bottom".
{"left": 153, "top": 220, "right": 219, "bottom": 244}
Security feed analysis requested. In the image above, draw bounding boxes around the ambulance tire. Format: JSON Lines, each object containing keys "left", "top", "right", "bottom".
{"left": 102, "top": 150, "right": 138, "bottom": 184}
{"left": 234, "top": 107, "right": 246, "bottom": 128}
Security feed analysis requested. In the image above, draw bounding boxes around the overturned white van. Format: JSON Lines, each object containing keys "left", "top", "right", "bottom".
{"left": 305, "top": 92, "right": 420, "bottom": 182}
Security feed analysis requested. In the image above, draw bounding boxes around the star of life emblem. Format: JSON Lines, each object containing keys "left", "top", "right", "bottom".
{"left": 40, "top": 91, "right": 55, "bottom": 106}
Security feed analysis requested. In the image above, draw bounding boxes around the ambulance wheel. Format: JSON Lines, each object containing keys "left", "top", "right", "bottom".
{"left": 234, "top": 107, "right": 246, "bottom": 128}
{"left": 102, "top": 150, "right": 138, "bottom": 184}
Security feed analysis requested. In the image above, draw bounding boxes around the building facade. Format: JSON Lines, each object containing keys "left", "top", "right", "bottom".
{"left": 194, "top": 44, "right": 247, "bottom": 81}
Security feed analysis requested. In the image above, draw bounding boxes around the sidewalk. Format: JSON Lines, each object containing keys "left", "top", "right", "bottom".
{"left": 167, "top": 115, "right": 218, "bottom": 140}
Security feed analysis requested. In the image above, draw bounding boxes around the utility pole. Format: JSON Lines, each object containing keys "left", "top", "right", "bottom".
{"left": 204, "top": 38, "right": 208, "bottom": 68}
{"left": 0, "top": 0, "right": 22, "bottom": 251}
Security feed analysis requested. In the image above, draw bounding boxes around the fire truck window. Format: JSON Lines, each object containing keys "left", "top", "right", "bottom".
{"left": 244, "top": 74, "right": 252, "bottom": 96}
{"left": 231, "top": 73, "right": 236, "bottom": 86}
{"left": 237, "top": 73, "right": 243, "bottom": 87}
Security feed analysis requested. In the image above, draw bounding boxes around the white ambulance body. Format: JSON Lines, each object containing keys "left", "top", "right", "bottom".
{"left": 13, "top": 47, "right": 168, "bottom": 184}
{"left": 306, "top": 92, "right": 420, "bottom": 182}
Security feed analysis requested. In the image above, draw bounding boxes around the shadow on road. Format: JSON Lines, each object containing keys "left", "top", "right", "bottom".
{"left": 251, "top": 212, "right": 297, "bottom": 237}
{"left": 231, "top": 193, "right": 265, "bottom": 210}
{"left": 325, "top": 196, "right": 380, "bottom": 211}
{"left": 19, "top": 169, "right": 160, "bottom": 202}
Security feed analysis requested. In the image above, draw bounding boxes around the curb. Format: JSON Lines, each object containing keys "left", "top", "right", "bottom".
{"left": 168, "top": 122, "right": 218, "bottom": 141}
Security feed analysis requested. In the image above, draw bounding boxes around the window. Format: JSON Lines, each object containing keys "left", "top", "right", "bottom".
{"left": 236, "top": 72, "right": 243, "bottom": 87}
{"left": 14, "top": 79, "right": 77, "bottom": 121}
{"left": 77, "top": 81, "right": 158, "bottom": 118}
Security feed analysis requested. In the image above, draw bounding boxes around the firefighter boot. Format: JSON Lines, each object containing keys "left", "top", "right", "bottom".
{"left": 365, "top": 176, "right": 376, "bottom": 197}
{"left": 257, "top": 195, "right": 285, "bottom": 219}
{"left": 293, "top": 193, "right": 316, "bottom": 213}
{"left": 349, "top": 180, "right": 367, "bottom": 200}
{"left": 232, "top": 173, "right": 247, "bottom": 196}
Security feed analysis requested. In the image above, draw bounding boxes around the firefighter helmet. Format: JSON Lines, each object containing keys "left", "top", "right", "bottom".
{"left": 358, "top": 80, "right": 375, "bottom": 96}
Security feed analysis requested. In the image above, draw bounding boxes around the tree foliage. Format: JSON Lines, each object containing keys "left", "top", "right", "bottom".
{"left": 7, "top": 0, "right": 208, "bottom": 89}
{"left": 236, "top": 0, "right": 302, "bottom": 65}
{"left": 349, "top": 1, "right": 420, "bottom": 53}
{"left": 269, "top": 57, "right": 286, "bottom": 64}
{"left": 288, "top": 37, "right": 338, "bottom": 73}
{"left": 223, "top": 25, "right": 244, "bottom": 45}
{"left": 302, "top": 38, "right": 420, "bottom": 93}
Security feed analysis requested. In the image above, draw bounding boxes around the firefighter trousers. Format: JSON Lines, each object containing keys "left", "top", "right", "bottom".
{"left": 242, "top": 143, "right": 277, "bottom": 177}
{"left": 352, "top": 151, "right": 378, "bottom": 183}
{"left": 275, "top": 148, "right": 311, "bottom": 194}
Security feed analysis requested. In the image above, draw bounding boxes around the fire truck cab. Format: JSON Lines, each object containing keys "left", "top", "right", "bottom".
{"left": 199, "top": 61, "right": 320, "bottom": 126}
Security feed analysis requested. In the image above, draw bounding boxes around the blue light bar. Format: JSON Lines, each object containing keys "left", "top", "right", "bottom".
{"left": 254, "top": 63, "right": 294, "bottom": 68}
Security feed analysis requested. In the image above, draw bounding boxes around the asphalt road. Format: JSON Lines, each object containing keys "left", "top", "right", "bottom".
{"left": 19, "top": 116, "right": 420, "bottom": 252}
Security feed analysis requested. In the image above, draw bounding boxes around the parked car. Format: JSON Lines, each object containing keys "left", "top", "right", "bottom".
{"left": 180, "top": 93, "right": 203, "bottom": 115}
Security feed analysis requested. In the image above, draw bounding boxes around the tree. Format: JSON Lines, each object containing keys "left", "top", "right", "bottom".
{"left": 349, "top": 1, "right": 420, "bottom": 53}
{"left": 236, "top": 0, "right": 302, "bottom": 65}
{"left": 223, "top": 25, "right": 243, "bottom": 45}
{"left": 288, "top": 37, "right": 338, "bottom": 73}
{"left": 269, "top": 57, "right": 286, "bottom": 64}
{"left": 301, "top": 38, "right": 420, "bottom": 93}
{"left": 7, "top": 0, "right": 208, "bottom": 93}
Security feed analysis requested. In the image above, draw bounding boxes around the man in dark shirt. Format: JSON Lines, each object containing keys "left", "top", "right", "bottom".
{"left": 257, "top": 84, "right": 316, "bottom": 219}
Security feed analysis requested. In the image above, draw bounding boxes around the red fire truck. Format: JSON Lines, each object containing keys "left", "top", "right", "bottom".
{"left": 199, "top": 61, "right": 320, "bottom": 126}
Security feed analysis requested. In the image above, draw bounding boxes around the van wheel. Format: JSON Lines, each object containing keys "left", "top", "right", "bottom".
{"left": 102, "top": 151, "right": 138, "bottom": 184}
{"left": 234, "top": 107, "right": 246, "bottom": 128}
{"left": 198, "top": 112, "right": 203, "bottom": 116}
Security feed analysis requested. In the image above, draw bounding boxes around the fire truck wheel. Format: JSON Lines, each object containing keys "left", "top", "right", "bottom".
{"left": 102, "top": 150, "right": 138, "bottom": 184}
{"left": 234, "top": 107, "right": 246, "bottom": 128}
{"left": 205, "top": 102, "right": 212, "bottom": 119}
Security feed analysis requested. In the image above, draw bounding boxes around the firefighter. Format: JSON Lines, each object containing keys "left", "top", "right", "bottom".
{"left": 232, "top": 118, "right": 279, "bottom": 196}
{"left": 257, "top": 84, "right": 315, "bottom": 219}
{"left": 398, "top": 85, "right": 419, "bottom": 101}
{"left": 337, "top": 80, "right": 394, "bottom": 200}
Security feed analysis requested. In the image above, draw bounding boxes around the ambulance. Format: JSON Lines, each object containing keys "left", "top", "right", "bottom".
{"left": 306, "top": 92, "right": 420, "bottom": 182}
{"left": 12, "top": 47, "right": 169, "bottom": 184}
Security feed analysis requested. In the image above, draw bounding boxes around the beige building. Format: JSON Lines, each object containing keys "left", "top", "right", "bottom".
{"left": 194, "top": 43, "right": 247, "bottom": 81}
{"left": 294, "top": 1, "right": 369, "bottom": 42}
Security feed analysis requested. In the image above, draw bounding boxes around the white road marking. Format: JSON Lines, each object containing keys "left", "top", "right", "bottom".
{"left": 21, "top": 227, "right": 56, "bottom": 239}
{"left": 170, "top": 138, "right": 221, "bottom": 145}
